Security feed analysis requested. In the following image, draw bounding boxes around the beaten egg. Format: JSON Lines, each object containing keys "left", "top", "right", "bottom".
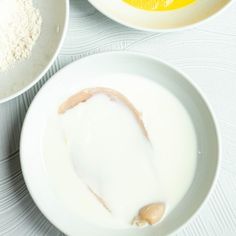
{"left": 123, "top": 0, "right": 195, "bottom": 11}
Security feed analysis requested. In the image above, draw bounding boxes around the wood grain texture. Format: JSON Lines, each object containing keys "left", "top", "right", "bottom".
{"left": 0, "top": 0, "right": 236, "bottom": 235}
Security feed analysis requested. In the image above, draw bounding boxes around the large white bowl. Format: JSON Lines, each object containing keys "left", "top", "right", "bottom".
{"left": 20, "top": 52, "right": 220, "bottom": 236}
{"left": 88, "top": 0, "right": 232, "bottom": 32}
{"left": 0, "top": 0, "right": 69, "bottom": 103}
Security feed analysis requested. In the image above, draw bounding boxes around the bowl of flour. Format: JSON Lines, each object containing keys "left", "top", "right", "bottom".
{"left": 0, "top": 0, "right": 69, "bottom": 103}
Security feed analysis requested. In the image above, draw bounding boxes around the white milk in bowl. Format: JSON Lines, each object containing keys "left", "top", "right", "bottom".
{"left": 43, "top": 74, "right": 197, "bottom": 229}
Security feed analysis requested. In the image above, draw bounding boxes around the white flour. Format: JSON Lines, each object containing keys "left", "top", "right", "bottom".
{"left": 0, "top": 0, "right": 42, "bottom": 71}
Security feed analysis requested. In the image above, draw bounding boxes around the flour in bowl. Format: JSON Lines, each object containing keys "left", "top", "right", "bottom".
{"left": 0, "top": 0, "right": 42, "bottom": 71}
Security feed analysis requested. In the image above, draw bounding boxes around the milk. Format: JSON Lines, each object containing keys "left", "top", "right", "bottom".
{"left": 43, "top": 74, "right": 197, "bottom": 228}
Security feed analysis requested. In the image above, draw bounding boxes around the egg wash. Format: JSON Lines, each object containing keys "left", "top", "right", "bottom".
{"left": 123, "top": 0, "right": 196, "bottom": 11}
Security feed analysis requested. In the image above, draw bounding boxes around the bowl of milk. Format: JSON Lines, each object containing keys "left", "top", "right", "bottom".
{"left": 20, "top": 52, "right": 220, "bottom": 236}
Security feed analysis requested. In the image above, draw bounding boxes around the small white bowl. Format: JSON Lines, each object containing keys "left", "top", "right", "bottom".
{"left": 20, "top": 52, "right": 220, "bottom": 236}
{"left": 0, "top": 0, "right": 69, "bottom": 103}
{"left": 88, "top": 0, "right": 232, "bottom": 32}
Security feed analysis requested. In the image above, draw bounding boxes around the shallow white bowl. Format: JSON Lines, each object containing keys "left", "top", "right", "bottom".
{"left": 0, "top": 0, "right": 69, "bottom": 103}
{"left": 20, "top": 52, "right": 220, "bottom": 236}
{"left": 88, "top": 0, "right": 232, "bottom": 32}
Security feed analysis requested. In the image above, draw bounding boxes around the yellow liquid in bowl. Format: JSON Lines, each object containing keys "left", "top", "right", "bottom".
{"left": 123, "top": 0, "right": 195, "bottom": 11}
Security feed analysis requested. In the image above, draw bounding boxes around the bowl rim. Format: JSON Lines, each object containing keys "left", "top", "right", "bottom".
{"left": 20, "top": 51, "right": 221, "bottom": 235}
{"left": 0, "top": 0, "right": 70, "bottom": 104}
{"left": 88, "top": 0, "right": 233, "bottom": 32}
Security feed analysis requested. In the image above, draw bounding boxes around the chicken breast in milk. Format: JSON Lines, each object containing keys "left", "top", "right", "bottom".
{"left": 58, "top": 88, "right": 161, "bottom": 225}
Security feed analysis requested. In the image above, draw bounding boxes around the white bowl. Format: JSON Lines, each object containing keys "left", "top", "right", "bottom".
{"left": 0, "top": 0, "right": 69, "bottom": 103}
{"left": 20, "top": 52, "right": 220, "bottom": 236}
{"left": 88, "top": 0, "right": 232, "bottom": 32}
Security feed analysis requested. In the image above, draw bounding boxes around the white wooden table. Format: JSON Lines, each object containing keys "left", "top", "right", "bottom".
{"left": 0, "top": 0, "right": 236, "bottom": 235}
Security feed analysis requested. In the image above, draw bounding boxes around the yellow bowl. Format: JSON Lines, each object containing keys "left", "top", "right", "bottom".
{"left": 88, "top": 0, "right": 232, "bottom": 32}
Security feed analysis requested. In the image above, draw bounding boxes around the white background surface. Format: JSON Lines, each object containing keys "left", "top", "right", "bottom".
{"left": 0, "top": 0, "right": 236, "bottom": 235}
